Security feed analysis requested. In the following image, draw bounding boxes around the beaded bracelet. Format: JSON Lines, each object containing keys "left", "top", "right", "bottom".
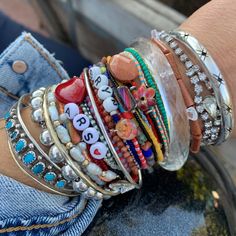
{"left": 131, "top": 37, "right": 190, "bottom": 170}
{"left": 121, "top": 51, "right": 169, "bottom": 155}
{"left": 84, "top": 68, "right": 142, "bottom": 188}
{"left": 89, "top": 66, "right": 148, "bottom": 171}
{"left": 124, "top": 47, "right": 170, "bottom": 136}
{"left": 152, "top": 37, "right": 202, "bottom": 153}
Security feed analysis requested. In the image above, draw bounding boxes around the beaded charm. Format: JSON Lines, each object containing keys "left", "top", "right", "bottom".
{"left": 55, "top": 76, "right": 86, "bottom": 104}
{"left": 115, "top": 119, "right": 138, "bottom": 140}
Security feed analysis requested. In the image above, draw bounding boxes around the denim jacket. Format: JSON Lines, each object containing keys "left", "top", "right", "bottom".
{"left": 0, "top": 32, "right": 101, "bottom": 235}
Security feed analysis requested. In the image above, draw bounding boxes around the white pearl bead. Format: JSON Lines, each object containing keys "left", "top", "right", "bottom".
{"left": 104, "top": 170, "right": 117, "bottom": 181}
{"left": 82, "top": 127, "right": 99, "bottom": 144}
{"left": 32, "top": 90, "right": 43, "bottom": 98}
{"left": 59, "top": 113, "right": 68, "bottom": 122}
{"left": 73, "top": 114, "right": 90, "bottom": 131}
{"left": 70, "top": 146, "right": 85, "bottom": 163}
{"left": 89, "top": 66, "right": 101, "bottom": 80}
{"left": 85, "top": 187, "right": 96, "bottom": 198}
{"left": 47, "top": 92, "right": 55, "bottom": 103}
{"left": 64, "top": 103, "right": 80, "bottom": 119}
{"left": 86, "top": 162, "right": 102, "bottom": 176}
{"left": 40, "top": 129, "right": 53, "bottom": 146}
{"left": 98, "top": 85, "right": 113, "bottom": 100}
{"left": 56, "top": 125, "right": 71, "bottom": 144}
{"left": 31, "top": 97, "right": 43, "bottom": 109}
{"left": 62, "top": 165, "right": 77, "bottom": 181}
{"left": 95, "top": 192, "right": 103, "bottom": 200}
{"left": 49, "top": 105, "right": 59, "bottom": 121}
{"left": 73, "top": 180, "right": 88, "bottom": 192}
{"left": 32, "top": 108, "right": 44, "bottom": 122}
{"left": 90, "top": 142, "right": 107, "bottom": 159}
{"left": 94, "top": 74, "right": 108, "bottom": 89}
{"left": 103, "top": 97, "right": 118, "bottom": 113}
{"left": 78, "top": 142, "right": 87, "bottom": 151}
{"left": 49, "top": 145, "right": 64, "bottom": 163}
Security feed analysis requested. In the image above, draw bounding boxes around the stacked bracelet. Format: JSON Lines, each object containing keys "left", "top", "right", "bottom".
{"left": 4, "top": 29, "right": 233, "bottom": 198}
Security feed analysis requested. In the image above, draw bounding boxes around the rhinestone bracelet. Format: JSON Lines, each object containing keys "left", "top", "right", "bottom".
{"left": 170, "top": 30, "right": 234, "bottom": 144}
{"left": 157, "top": 31, "right": 222, "bottom": 145}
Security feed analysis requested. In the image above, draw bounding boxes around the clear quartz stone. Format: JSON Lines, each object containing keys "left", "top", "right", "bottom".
{"left": 131, "top": 38, "right": 190, "bottom": 171}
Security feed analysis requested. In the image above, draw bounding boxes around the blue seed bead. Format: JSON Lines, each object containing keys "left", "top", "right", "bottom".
{"left": 31, "top": 162, "right": 45, "bottom": 175}
{"left": 56, "top": 180, "right": 66, "bottom": 188}
{"left": 10, "top": 130, "right": 19, "bottom": 141}
{"left": 4, "top": 112, "right": 10, "bottom": 120}
{"left": 22, "top": 151, "right": 36, "bottom": 165}
{"left": 15, "top": 139, "right": 27, "bottom": 153}
{"left": 44, "top": 172, "right": 56, "bottom": 182}
{"left": 5, "top": 120, "right": 14, "bottom": 130}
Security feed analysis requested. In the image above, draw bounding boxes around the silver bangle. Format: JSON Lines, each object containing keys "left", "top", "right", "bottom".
{"left": 155, "top": 30, "right": 223, "bottom": 145}
{"left": 170, "top": 30, "right": 234, "bottom": 144}
{"left": 5, "top": 96, "right": 77, "bottom": 196}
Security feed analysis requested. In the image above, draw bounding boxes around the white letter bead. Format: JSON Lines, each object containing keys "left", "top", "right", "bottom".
{"left": 73, "top": 114, "right": 90, "bottom": 131}
{"left": 94, "top": 74, "right": 108, "bottom": 89}
{"left": 90, "top": 142, "right": 107, "bottom": 159}
{"left": 103, "top": 97, "right": 118, "bottom": 113}
{"left": 56, "top": 125, "right": 71, "bottom": 144}
{"left": 49, "top": 105, "right": 59, "bottom": 121}
{"left": 89, "top": 66, "right": 101, "bottom": 80}
{"left": 98, "top": 85, "right": 113, "bottom": 100}
{"left": 64, "top": 103, "right": 80, "bottom": 119}
{"left": 82, "top": 127, "right": 99, "bottom": 144}
{"left": 70, "top": 146, "right": 85, "bottom": 163}
{"left": 87, "top": 163, "right": 102, "bottom": 176}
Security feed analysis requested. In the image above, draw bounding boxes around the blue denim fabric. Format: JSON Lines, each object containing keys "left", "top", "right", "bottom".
{"left": 0, "top": 32, "right": 101, "bottom": 235}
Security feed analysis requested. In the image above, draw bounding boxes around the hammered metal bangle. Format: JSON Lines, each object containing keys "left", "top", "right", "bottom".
{"left": 170, "top": 30, "right": 234, "bottom": 144}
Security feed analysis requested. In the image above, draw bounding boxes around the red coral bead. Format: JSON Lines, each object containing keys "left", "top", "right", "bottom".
{"left": 55, "top": 75, "right": 86, "bottom": 104}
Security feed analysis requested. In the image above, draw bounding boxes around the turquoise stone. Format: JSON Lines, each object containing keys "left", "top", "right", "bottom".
{"left": 10, "top": 130, "right": 19, "bottom": 141}
{"left": 56, "top": 180, "right": 66, "bottom": 188}
{"left": 31, "top": 162, "right": 45, "bottom": 175}
{"left": 44, "top": 172, "right": 56, "bottom": 182}
{"left": 5, "top": 120, "right": 14, "bottom": 130}
{"left": 4, "top": 112, "right": 10, "bottom": 120}
{"left": 22, "top": 151, "right": 36, "bottom": 165}
{"left": 15, "top": 139, "right": 27, "bottom": 153}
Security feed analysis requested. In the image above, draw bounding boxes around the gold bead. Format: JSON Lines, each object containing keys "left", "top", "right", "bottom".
{"left": 66, "top": 142, "right": 73, "bottom": 150}
{"left": 82, "top": 160, "right": 89, "bottom": 167}
{"left": 53, "top": 120, "right": 60, "bottom": 127}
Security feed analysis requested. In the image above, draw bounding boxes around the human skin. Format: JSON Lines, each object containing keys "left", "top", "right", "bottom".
{"left": 0, "top": 0, "right": 235, "bottom": 192}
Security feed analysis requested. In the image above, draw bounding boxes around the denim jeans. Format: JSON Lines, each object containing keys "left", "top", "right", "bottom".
{"left": 0, "top": 32, "right": 101, "bottom": 235}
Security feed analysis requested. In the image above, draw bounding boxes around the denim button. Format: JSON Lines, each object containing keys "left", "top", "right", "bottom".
{"left": 12, "top": 60, "right": 27, "bottom": 74}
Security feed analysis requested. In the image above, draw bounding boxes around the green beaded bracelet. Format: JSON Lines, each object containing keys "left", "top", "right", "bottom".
{"left": 124, "top": 47, "right": 169, "bottom": 135}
